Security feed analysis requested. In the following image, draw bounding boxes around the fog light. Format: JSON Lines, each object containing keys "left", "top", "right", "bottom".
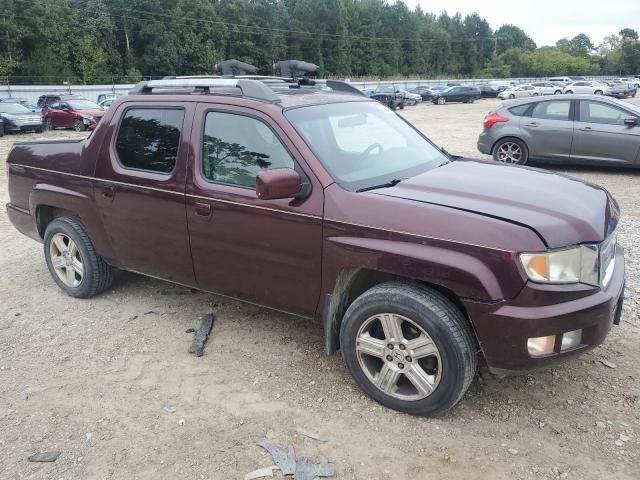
{"left": 527, "top": 335, "right": 556, "bottom": 356}
{"left": 561, "top": 329, "right": 582, "bottom": 351}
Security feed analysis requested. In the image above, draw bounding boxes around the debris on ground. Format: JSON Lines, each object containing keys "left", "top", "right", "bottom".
{"left": 244, "top": 466, "right": 278, "bottom": 480}
{"left": 296, "top": 428, "right": 329, "bottom": 442}
{"left": 161, "top": 403, "right": 176, "bottom": 414}
{"left": 188, "top": 313, "right": 215, "bottom": 357}
{"left": 28, "top": 451, "right": 61, "bottom": 462}
{"left": 600, "top": 359, "right": 618, "bottom": 369}
{"left": 257, "top": 440, "right": 336, "bottom": 480}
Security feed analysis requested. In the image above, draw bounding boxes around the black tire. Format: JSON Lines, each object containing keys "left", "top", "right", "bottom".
{"left": 565, "top": 90, "right": 573, "bottom": 94}
{"left": 436, "top": 96, "right": 446, "bottom": 105}
{"left": 509, "top": 94, "right": 515, "bottom": 99}
{"left": 44, "top": 217, "right": 114, "bottom": 298}
{"left": 594, "top": 90, "right": 603, "bottom": 95}
{"left": 554, "top": 90, "right": 562, "bottom": 95}
{"left": 398, "top": 101, "right": 405, "bottom": 110}
{"left": 44, "top": 118, "right": 53, "bottom": 131}
{"left": 468, "top": 97, "right": 475, "bottom": 103}
{"left": 73, "top": 119, "right": 85, "bottom": 132}
{"left": 492, "top": 137, "right": 529, "bottom": 165}
{"left": 340, "top": 281, "right": 477, "bottom": 416}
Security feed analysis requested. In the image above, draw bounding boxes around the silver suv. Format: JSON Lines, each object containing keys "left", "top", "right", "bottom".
{"left": 477, "top": 94, "right": 640, "bottom": 166}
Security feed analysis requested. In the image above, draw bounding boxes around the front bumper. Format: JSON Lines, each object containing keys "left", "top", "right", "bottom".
{"left": 463, "top": 246, "right": 625, "bottom": 373}
{"left": 5, "top": 122, "right": 44, "bottom": 133}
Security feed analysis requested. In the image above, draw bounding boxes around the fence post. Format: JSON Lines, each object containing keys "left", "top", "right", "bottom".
{"left": 5, "top": 76, "right": 11, "bottom": 98}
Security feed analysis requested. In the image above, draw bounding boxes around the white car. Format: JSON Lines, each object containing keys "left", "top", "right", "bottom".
{"left": 531, "top": 82, "right": 563, "bottom": 95}
{"left": 98, "top": 97, "right": 118, "bottom": 109}
{"left": 399, "top": 89, "right": 422, "bottom": 105}
{"left": 497, "top": 84, "right": 540, "bottom": 100}
{"left": 614, "top": 77, "right": 640, "bottom": 88}
{"left": 548, "top": 77, "right": 573, "bottom": 86}
{"left": 562, "top": 81, "right": 608, "bottom": 95}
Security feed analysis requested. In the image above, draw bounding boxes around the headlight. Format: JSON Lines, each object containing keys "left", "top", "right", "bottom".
{"left": 519, "top": 245, "right": 598, "bottom": 285}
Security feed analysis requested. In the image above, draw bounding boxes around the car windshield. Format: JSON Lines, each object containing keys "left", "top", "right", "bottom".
{"left": 285, "top": 101, "right": 448, "bottom": 191}
{"left": 375, "top": 86, "right": 394, "bottom": 93}
{"left": 0, "top": 103, "right": 30, "bottom": 113}
{"left": 67, "top": 100, "right": 100, "bottom": 110}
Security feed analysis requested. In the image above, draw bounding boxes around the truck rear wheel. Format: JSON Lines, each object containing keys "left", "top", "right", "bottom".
{"left": 340, "top": 281, "right": 477, "bottom": 416}
{"left": 44, "top": 217, "right": 114, "bottom": 298}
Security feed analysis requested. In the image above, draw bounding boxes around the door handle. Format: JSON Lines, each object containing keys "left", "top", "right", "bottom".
{"left": 101, "top": 185, "right": 115, "bottom": 198}
{"left": 580, "top": 127, "right": 593, "bottom": 132}
{"left": 194, "top": 202, "right": 212, "bottom": 217}
{"left": 526, "top": 122, "right": 538, "bottom": 127}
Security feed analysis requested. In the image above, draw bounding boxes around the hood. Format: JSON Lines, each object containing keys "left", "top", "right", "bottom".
{"left": 374, "top": 160, "right": 617, "bottom": 248}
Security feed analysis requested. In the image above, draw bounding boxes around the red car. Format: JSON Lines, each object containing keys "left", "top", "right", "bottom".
{"left": 42, "top": 98, "right": 105, "bottom": 131}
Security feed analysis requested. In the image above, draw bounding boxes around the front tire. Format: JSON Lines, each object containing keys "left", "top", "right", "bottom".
{"left": 554, "top": 90, "right": 562, "bottom": 95}
{"left": 594, "top": 90, "right": 603, "bottom": 95}
{"left": 44, "top": 118, "right": 53, "bottom": 131}
{"left": 340, "top": 282, "right": 477, "bottom": 416}
{"left": 436, "top": 96, "right": 446, "bottom": 105}
{"left": 44, "top": 217, "right": 114, "bottom": 298}
{"left": 73, "top": 119, "right": 86, "bottom": 132}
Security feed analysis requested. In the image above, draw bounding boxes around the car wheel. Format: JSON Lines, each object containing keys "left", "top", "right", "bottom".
{"left": 73, "top": 119, "right": 86, "bottom": 132}
{"left": 565, "top": 90, "right": 573, "bottom": 94}
{"left": 44, "top": 217, "right": 114, "bottom": 298}
{"left": 493, "top": 137, "right": 529, "bottom": 165}
{"left": 340, "top": 281, "right": 477, "bottom": 416}
{"left": 468, "top": 98, "right": 475, "bottom": 104}
{"left": 554, "top": 90, "right": 562, "bottom": 95}
{"left": 533, "top": 93, "right": 539, "bottom": 96}
{"left": 594, "top": 90, "right": 603, "bottom": 95}
{"left": 437, "top": 96, "right": 446, "bottom": 105}
{"left": 399, "top": 102, "right": 405, "bottom": 110}
{"left": 509, "top": 94, "right": 515, "bottom": 99}
{"left": 44, "top": 118, "right": 53, "bottom": 131}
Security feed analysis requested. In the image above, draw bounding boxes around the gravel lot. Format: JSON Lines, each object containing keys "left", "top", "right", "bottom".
{"left": 1, "top": 98, "right": 639, "bottom": 480}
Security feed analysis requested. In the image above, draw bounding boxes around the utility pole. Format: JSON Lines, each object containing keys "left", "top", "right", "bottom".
{"left": 493, "top": 35, "right": 498, "bottom": 58}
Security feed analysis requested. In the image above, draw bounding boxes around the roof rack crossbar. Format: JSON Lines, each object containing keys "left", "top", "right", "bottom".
{"left": 129, "top": 78, "right": 281, "bottom": 103}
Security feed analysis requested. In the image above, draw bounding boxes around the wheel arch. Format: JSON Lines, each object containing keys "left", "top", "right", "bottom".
{"left": 322, "top": 267, "right": 482, "bottom": 356}
{"left": 36, "top": 205, "right": 80, "bottom": 238}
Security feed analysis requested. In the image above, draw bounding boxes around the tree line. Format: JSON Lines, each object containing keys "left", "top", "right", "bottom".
{"left": 0, "top": 0, "right": 639, "bottom": 84}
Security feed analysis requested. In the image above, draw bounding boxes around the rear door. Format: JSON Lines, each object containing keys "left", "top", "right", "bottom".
{"left": 185, "top": 103, "right": 324, "bottom": 317}
{"left": 520, "top": 99, "right": 574, "bottom": 160}
{"left": 571, "top": 99, "right": 640, "bottom": 165}
{"left": 93, "top": 101, "right": 197, "bottom": 285}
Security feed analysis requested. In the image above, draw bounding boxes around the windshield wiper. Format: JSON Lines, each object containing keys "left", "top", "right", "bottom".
{"left": 356, "top": 178, "right": 404, "bottom": 193}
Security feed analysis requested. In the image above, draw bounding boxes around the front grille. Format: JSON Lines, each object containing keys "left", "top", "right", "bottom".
{"left": 600, "top": 234, "right": 616, "bottom": 287}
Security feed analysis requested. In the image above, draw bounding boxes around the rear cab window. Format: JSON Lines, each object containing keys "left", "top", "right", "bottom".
{"left": 115, "top": 108, "right": 185, "bottom": 174}
{"left": 508, "top": 104, "right": 531, "bottom": 116}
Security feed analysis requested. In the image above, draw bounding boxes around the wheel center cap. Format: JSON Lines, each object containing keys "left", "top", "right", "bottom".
{"left": 392, "top": 349, "right": 404, "bottom": 362}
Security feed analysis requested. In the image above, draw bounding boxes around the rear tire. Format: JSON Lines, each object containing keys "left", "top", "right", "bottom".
{"left": 340, "top": 281, "right": 477, "bottom": 416}
{"left": 44, "top": 118, "right": 53, "bottom": 131}
{"left": 565, "top": 90, "right": 574, "bottom": 94}
{"left": 554, "top": 90, "right": 562, "bottom": 95}
{"left": 492, "top": 137, "right": 529, "bottom": 165}
{"left": 44, "top": 217, "right": 114, "bottom": 298}
{"left": 509, "top": 94, "right": 515, "bottom": 99}
{"left": 594, "top": 90, "right": 603, "bottom": 95}
{"left": 437, "top": 96, "right": 446, "bottom": 105}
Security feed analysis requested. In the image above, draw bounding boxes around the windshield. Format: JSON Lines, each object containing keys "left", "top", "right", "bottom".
{"left": 68, "top": 100, "right": 100, "bottom": 110}
{"left": 0, "top": 103, "right": 31, "bottom": 113}
{"left": 285, "top": 101, "right": 448, "bottom": 191}
{"left": 375, "top": 85, "right": 395, "bottom": 93}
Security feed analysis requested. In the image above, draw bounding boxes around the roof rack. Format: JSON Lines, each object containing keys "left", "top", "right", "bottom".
{"left": 129, "top": 78, "right": 281, "bottom": 103}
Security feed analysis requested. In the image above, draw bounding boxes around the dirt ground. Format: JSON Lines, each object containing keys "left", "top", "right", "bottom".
{"left": 1, "top": 97, "right": 638, "bottom": 480}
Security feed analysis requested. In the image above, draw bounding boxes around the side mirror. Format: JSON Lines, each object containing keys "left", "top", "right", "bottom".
{"left": 256, "top": 168, "right": 302, "bottom": 200}
{"left": 624, "top": 116, "right": 638, "bottom": 126}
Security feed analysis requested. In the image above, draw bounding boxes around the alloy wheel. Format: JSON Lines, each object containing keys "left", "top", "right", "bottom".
{"left": 49, "top": 233, "right": 84, "bottom": 287}
{"left": 496, "top": 142, "right": 522, "bottom": 164}
{"left": 355, "top": 313, "right": 441, "bottom": 401}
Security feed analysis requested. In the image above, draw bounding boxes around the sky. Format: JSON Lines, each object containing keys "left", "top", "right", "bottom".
{"left": 402, "top": 0, "right": 640, "bottom": 47}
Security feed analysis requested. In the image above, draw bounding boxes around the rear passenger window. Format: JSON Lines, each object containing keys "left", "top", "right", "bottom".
{"left": 509, "top": 104, "right": 530, "bottom": 116}
{"left": 115, "top": 108, "right": 184, "bottom": 174}
{"left": 530, "top": 101, "right": 571, "bottom": 121}
{"left": 201, "top": 112, "right": 295, "bottom": 188}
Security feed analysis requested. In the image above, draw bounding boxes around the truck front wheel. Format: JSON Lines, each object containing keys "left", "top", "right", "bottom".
{"left": 44, "top": 217, "right": 114, "bottom": 298}
{"left": 340, "top": 281, "right": 477, "bottom": 416}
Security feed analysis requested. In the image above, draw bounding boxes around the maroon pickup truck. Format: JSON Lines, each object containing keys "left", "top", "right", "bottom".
{"left": 5, "top": 78, "right": 625, "bottom": 416}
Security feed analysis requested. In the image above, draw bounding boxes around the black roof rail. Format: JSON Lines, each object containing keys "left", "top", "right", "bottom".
{"left": 128, "top": 78, "right": 281, "bottom": 103}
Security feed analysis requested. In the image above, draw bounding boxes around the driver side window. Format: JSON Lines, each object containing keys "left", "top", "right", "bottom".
{"left": 580, "top": 101, "right": 628, "bottom": 125}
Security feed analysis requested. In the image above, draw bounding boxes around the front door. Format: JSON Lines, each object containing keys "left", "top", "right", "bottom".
{"left": 520, "top": 99, "right": 574, "bottom": 160}
{"left": 186, "top": 103, "right": 324, "bottom": 317}
{"left": 93, "top": 101, "right": 197, "bottom": 286}
{"left": 572, "top": 100, "right": 640, "bottom": 165}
